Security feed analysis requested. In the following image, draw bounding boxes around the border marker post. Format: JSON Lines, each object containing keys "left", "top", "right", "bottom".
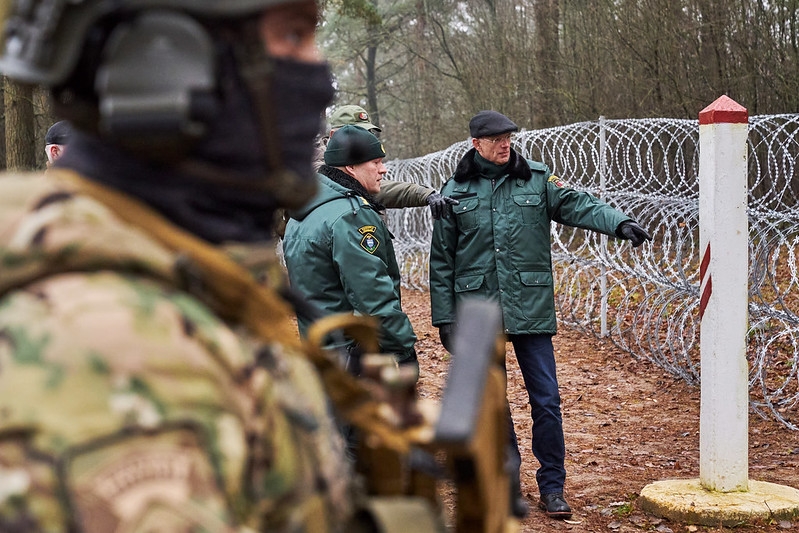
{"left": 638, "top": 96, "right": 799, "bottom": 526}
{"left": 697, "top": 94, "right": 749, "bottom": 492}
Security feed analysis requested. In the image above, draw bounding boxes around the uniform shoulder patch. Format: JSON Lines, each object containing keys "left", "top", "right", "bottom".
{"left": 358, "top": 226, "right": 380, "bottom": 254}
{"left": 63, "top": 427, "right": 233, "bottom": 533}
{"left": 547, "top": 175, "right": 566, "bottom": 188}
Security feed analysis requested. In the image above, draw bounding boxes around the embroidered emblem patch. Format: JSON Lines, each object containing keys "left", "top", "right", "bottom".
{"left": 359, "top": 225, "right": 380, "bottom": 254}
{"left": 64, "top": 428, "right": 233, "bottom": 533}
{"left": 548, "top": 175, "right": 566, "bottom": 187}
{"left": 358, "top": 111, "right": 369, "bottom": 121}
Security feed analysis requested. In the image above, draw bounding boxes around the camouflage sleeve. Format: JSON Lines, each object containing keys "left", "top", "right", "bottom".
{"left": 0, "top": 271, "right": 351, "bottom": 530}
{"left": 375, "top": 179, "right": 435, "bottom": 209}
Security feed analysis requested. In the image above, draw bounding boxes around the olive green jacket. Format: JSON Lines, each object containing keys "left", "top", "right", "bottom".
{"left": 429, "top": 149, "right": 631, "bottom": 335}
{"left": 377, "top": 179, "right": 434, "bottom": 208}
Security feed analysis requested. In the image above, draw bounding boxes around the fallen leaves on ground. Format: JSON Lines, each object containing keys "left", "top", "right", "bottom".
{"left": 403, "top": 288, "right": 799, "bottom": 533}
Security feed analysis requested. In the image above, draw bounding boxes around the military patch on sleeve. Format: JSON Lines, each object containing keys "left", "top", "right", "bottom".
{"left": 548, "top": 175, "right": 566, "bottom": 187}
{"left": 358, "top": 226, "right": 380, "bottom": 254}
{"left": 62, "top": 426, "right": 234, "bottom": 533}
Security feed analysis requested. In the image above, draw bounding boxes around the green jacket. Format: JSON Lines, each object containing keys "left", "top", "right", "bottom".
{"left": 284, "top": 170, "right": 417, "bottom": 361}
{"left": 429, "top": 148, "right": 631, "bottom": 335}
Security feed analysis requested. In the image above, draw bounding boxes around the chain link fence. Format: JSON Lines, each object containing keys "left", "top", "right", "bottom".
{"left": 385, "top": 114, "right": 799, "bottom": 430}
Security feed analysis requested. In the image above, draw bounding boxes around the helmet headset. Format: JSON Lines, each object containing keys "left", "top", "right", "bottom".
{"left": 0, "top": 0, "right": 318, "bottom": 209}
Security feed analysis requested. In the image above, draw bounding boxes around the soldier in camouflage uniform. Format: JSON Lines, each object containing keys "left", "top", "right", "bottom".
{"left": 0, "top": 1, "right": 355, "bottom": 531}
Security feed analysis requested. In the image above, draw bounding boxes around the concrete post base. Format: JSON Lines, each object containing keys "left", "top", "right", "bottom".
{"left": 639, "top": 479, "right": 799, "bottom": 527}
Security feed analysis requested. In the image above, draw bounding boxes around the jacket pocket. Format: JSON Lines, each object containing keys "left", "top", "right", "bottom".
{"left": 518, "top": 270, "right": 554, "bottom": 319}
{"left": 454, "top": 198, "right": 479, "bottom": 232}
{"left": 455, "top": 273, "right": 485, "bottom": 293}
{"left": 512, "top": 193, "right": 544, "bottom": 225}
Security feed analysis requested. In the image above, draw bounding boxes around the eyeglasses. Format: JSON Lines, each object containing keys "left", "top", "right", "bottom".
{"left": 480, "top": 133, "right": 513, "bottom": 144}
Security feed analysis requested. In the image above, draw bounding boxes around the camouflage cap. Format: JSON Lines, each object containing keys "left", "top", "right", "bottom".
{"left": 329, "top": 105, "right": 381, "bottom": 133}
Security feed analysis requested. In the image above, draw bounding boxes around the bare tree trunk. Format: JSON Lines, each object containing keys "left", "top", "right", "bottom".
{"left": 365, "top": 43, "right": 380, "bottom": 127}
{"left": 4, "top": 77, "right": 36, "bottom": 171}
{"left": 34, "top": 86, "right": 55, "bottom": 169}
{"left": 0, "top": 82, "right": 6, "bottom": 170}
{"left": 364, "top": 0, "right": 381, "bottom": 129}
{"left": 533, "top": 0, "right": 560, "bottom": 128}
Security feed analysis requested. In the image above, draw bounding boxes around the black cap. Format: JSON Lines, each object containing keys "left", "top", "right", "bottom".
{"left": 45, "top": 120, "right": 73, "bottom": 145}
{"left": 324, "top": 125, "right": 386, "bottom": 167}
{"left": 468, "top": 110, "right": 518, "bottom": 138}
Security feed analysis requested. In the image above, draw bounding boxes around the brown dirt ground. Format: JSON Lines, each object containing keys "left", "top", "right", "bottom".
{"left": 402, "top": 288, "right": 799, "bottom": 533}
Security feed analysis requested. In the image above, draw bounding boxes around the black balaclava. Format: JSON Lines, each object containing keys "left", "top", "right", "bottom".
{"left": 58, "top": 34, "right": 334, "bottom": 244}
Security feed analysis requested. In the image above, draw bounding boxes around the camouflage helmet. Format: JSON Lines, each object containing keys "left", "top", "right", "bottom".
{"left": 0, "top": 0, "right": 304, "bottom": 86}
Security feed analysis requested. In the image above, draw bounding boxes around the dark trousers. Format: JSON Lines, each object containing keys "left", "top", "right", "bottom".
{"left": 506, "top": 333, "right": 566, "bottom": 496}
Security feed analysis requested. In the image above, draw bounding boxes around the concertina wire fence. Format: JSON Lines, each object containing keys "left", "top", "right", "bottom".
{"left": 384, "top": 114, "right": 799, "bottom": 431}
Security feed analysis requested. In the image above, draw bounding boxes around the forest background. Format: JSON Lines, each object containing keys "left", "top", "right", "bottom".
{"left": 2, "top": 0, "right": 798, "bottom": 168}
{"left": 320, "top": 0, "right": 798, "bottom": 159}
{"left": 1, "top": 4, "right": 797, "bottom": 530}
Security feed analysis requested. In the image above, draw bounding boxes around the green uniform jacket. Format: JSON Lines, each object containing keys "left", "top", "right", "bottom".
{"left": 284, "top": 173, "right": 417, "bottom": 361}
{"left": 429, "top": 148, "right": 631, "bottom": 335}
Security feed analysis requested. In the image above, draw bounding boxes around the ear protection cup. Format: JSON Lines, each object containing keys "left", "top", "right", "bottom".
{"left": 95, "top": 10, "right": 218, "bottom": 160}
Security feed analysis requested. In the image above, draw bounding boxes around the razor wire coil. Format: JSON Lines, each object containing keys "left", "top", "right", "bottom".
{"left": 385, "top": 114, "right": 799, "bottom": 430}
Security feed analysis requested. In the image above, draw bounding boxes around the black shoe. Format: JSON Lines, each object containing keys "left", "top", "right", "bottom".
{"left": 511, "top": 494, "right": 530, "bottom": 518}
{"left": 538, "top": 493, "right": 572, "bottom": 519}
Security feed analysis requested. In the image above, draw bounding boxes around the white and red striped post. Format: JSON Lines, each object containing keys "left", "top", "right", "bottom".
{"left": 698, "top": 95, "right": 749, "bottom": 492}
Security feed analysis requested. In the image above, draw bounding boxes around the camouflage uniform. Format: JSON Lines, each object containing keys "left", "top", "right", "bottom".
{"left": 0, "top": 0, "right": 463, "bottom": 531}
{"left": 0, "top": 171, "right": 352, "bottom": 532}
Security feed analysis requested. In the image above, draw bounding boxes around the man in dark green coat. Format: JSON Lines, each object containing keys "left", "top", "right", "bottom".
{"left": 284, "top": 125, "right": 418, "bottom": 367}
{"left": 429, "top": 110, "right": 650, "bottom": 520}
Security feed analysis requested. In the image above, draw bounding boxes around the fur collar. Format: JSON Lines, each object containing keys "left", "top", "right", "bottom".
{"left": 452, "top": 148, "right": 532, "bottom": 183}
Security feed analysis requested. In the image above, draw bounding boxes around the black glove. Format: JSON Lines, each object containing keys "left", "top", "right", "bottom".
{"left": 426, "top": 192, "right": 460, "bottom": 220}
{"left": 616, "top": 220, "right": 652, "bottom": 247}
{"left": 438, "top": 323, "right": 455, "bottom": 353}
